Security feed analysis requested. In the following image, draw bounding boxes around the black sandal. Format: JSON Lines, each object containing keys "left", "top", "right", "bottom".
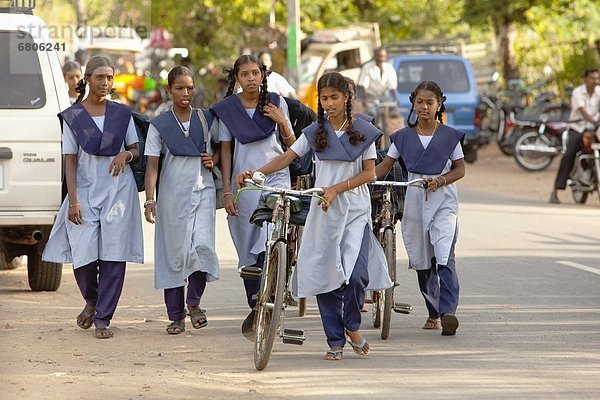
{"left": 166, "top": 320, "right": 185, "bottom": 335}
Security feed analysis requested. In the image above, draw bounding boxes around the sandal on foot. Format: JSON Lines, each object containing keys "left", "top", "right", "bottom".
{"left": 347, "top": 337, "right": 369, "bottom": 356}
{"left": 188, "top": 307, "right": 207, "bottom": 329}
{"left": 423, "top": 318, "right": 441, "bottom": 330}
{"left": 95, "top": 326, "right": 113, "bottom": 339}
{"left": 324, "top": 349, "right": 343, "bottom": 361}
{"left": 441, "top": 314, "right": 459, "bottom": 336}
{"left": 166, "top": 320, "right": 185, "bottom": 335}
{"left": 76, "top": 307, "right": 95, "bottom": 330}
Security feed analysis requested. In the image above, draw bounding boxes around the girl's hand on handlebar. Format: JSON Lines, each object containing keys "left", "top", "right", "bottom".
{"left": 319, "top": 186, "right": 336, "bottom": 212}
{"left": 236, "top": 170, "right": 254, "bottom": 187}
{"left": 426, "top": 177, "right": 440, "bottom": 192}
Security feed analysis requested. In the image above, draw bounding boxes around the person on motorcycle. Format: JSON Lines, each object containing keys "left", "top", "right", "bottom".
{"left": 549, "top": 68, "right": 600, "bottom": 204}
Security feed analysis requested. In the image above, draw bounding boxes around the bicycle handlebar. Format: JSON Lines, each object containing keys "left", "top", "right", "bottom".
{"left": 236, "top": 177, "right": 327, "bottom": 204}
{"left": 370, "top": 178, "right": 429, "bottom": 189}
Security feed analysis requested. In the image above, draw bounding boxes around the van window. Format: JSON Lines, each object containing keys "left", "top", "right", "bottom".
{"left": 395, "top": 60, "right": 470, "bottom": 93}
{"left": 0, "top": 30, "right": 46, "bottom": 109}
{"left": 335, "top": 49, "right": 361, "bottom": 71}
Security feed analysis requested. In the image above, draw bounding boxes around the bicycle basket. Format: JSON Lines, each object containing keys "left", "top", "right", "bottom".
{"left": 369, "top": 149, "right": 406, "bottom": 224}
{"left": 249, "top": 193, "right": 312, "bottom": 227}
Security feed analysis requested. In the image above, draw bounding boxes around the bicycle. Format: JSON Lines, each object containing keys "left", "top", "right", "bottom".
{"left": 236, "top": 172, "right": 325, "bottom": 370}
{"left": 368, "top": 178, "right": 428, "bottom": 339}
{"left": 373, "top": 99, "right": 400, "bottom": 150}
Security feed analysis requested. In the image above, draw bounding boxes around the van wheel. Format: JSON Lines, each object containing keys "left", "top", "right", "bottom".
{"left": 27, "top": 229, "right": 62, "bottom": 291}
{"left": 464, "top": 148, "right": 477, "bottom": 163}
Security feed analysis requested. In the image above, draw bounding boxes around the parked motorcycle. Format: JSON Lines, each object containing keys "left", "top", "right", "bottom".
{"left": 568, "top": 130, "right": 600, "bottom": 203}
{"left": 512, "top": 113, "right": 579, "bottom": 172}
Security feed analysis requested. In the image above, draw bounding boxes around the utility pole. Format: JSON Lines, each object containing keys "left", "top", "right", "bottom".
{"left": 286, "top": 0, "right": 300, "bottom": 90}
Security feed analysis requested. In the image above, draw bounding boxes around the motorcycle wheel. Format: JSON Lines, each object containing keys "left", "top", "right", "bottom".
{"left": 497, "top": 125, "right": 518, "bottom": 156}
{"left": 513, "top": 130, "right": 556, "bottom": 172}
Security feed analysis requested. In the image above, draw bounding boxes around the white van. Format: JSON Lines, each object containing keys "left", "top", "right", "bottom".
{"left": 0, "top": 1, "right": 70, "bottom": 290}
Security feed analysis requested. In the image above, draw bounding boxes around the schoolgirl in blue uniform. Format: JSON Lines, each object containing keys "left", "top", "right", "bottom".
{"left": 376, "top": 81, "right": 466, "bottom": 336}
{"left": 144, "top": 66, "right": 220, "bottom": 335}
{"left": 237, "top": 72, "right": 392, "bottom": 360}
{"left": 43, "top": 56, "right": 144, "bottom": 339}
{"left": 210, "top": 55, "right": 296, "bottom": 337}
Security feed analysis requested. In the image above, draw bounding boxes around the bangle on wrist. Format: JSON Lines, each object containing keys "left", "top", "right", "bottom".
{"left": 125, "top": 150, "right": 134, "bottom": 163}
{"left": 69, "top": 203, "right": 79, "bottom": 208}
{"left": 281, "top": 132, "right": 293, "bottom": 140}
{"left": 223, "top": 192, "right": 233, "bottom": 197}
{"left": 437, "top": 175, "right": 447, "bottom": 187}
{"left": 143, "top": 199, "right": 156, "bottom": 208}
{"left": 346, "top": 179, "right": 351, "bottom": 191}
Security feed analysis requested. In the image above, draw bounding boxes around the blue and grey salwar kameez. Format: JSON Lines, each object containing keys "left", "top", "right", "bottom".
{"left": 145, "top": 108, "right": 220, "bottom": 321}
{"left": 388, "top": 124, "right": 464, "bottom": 318}
{"left": 43, "top": 101, "right": 143, "bottom": 328}
{"left": 290, "top": 118, "right": 392, "bottom": 348}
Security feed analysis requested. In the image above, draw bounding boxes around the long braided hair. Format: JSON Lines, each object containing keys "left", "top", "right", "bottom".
{"left": 223, "top": 55, "right": 270, "bottom": 112}
{"left": 315, "top": 72, "right": 364, "bottom": 152}
{"left": 74, "top": 56, "right": 116, "bottom": 104}
{"left": 406, "top": 80, "right": 447, "bottom": 127}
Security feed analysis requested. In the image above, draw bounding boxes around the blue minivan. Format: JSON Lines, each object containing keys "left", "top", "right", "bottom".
{"left": 389, "top": 53, "right": 481, "bottom": 162}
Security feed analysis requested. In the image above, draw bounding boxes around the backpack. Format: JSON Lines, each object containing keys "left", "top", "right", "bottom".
{"left": 130, "top": 112, "right": 150, "bottom": 192}
{"left": 283, "top": 97, "right": 316, "bottom": 178}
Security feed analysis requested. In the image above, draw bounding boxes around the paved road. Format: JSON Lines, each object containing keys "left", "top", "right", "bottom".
{"left": 0, "top": 186, "right": 599, "bottom": 400}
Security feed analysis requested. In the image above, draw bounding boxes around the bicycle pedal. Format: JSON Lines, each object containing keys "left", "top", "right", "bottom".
{"left": 283, "top": 328, "right": 304, "bottom": 336}
{"left": 393, "top": 303, "right": 413, "bottom": 314}
{"left": 282, "top": 328, "right": 305, "bottom": 345}
{"left": 239, "top": 266, "right": 262, "bottom": 280}
{"left": 282, "top": 338, "right": 304, "bottom": 345}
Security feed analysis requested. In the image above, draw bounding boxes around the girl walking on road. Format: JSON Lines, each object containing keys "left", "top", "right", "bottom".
{"left": 237, "top": 72, "right": 392, "bottom": 360}
{"left": 210, "top": 55, "right": 296, "bottom": 338}
{"left": 144, "top": 66, "right": 220, "bottom": 335}
{"left": 376, "top": 80, "right": 465, "bottom": 336}
{"left": 43, "top": 56, "right": 144, "bottom": 339}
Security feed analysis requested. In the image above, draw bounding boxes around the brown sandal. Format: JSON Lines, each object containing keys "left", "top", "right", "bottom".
{"left": 423, "top": 318, "right": 441, "bottom": 330}
{"left": 188, "top": 307, "right": 207, "bottom": 329}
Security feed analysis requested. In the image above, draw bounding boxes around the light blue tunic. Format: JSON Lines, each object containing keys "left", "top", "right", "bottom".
{"left": 218, "top": 98, "right": 292, "bottom": 267}
{"left": 42, "top": 116, "right": 144, "bottom": 268}
{"left": 387, "top": 139, "right": 463, "bottom": 269}
{"left": 145, "top": 117, "right": 220, "bottom": 289}
{"left": 289, "top": 134, "right": 392, "bottom": 298}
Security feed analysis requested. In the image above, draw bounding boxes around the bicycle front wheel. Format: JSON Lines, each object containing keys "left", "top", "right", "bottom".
{"left": 381, "top": 228, "right": 396, "bottom": 340}
{"left": 254, "top": 241, "right": 287, "bottom": 370}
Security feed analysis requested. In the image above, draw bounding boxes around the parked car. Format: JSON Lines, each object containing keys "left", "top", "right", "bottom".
{"left": 388, "top": 52, "right": 481, "bottom": 163}
{"left": 0, "top": 0, "right": 69, "bottom": 290}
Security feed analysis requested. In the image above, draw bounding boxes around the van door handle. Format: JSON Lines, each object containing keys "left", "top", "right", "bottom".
{"left": 0, "top": 148, "right": 13, "bottom": 159}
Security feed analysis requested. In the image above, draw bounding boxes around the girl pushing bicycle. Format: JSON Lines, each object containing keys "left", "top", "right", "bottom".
{"left": 376, "top": 81, "right": 466, "bottom": 336}
{"left": 237, "top": 72, "right": 392, "bottom": 361}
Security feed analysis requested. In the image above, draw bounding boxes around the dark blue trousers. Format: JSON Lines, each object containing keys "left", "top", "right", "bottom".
{"left": 164, "top": 271, "right": 207, "bottom": 321}
{"left": 243, "top": 252, "right": 265, "bottom": 309}
{"left": 416, "top": 231, "right": 459, "bottom": 318}
{"left": 73, "top": 260, "right": 126, "bottom": 327}
{"left": 316, "top": 225, "right": 370, "bottom": 348}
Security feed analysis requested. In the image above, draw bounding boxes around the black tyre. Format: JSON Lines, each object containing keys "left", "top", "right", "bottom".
{"left": 571, "top": 189, "right": 588, "bottom": 204}
{"left": 381, "top": 229, "right": 396, "bottom": 340}
{"left": 372, "top": 291, "right": 382, "bottom": 328}
{"left": 28, "top": 229, "right": 62, "bottom": 291}
{"left": 254, "top": 241, "right": 286, "bottom": 371}
{"left": 514, "top": 131, "right": 555, "bottom": 172}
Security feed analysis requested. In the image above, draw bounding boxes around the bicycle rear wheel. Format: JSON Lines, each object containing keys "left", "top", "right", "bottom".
{"left": 381, "top": 228, "right": 396, "bottom": 340}
{"left": 254, "top": 241, "right": 287, "bottom": 370}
